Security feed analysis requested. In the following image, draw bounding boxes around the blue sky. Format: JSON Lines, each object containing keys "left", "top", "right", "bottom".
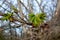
{"left": 0, "top": 0, "right": 56, "bottom": 14}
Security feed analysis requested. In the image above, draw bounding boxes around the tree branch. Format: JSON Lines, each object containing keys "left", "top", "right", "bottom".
{"left": 35, "top": 0, "right": 44, "bottom": 12}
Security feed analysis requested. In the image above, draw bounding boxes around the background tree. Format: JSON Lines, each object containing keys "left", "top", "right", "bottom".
{"left": 0, "top": 0, "right": 59, "bottom": 40}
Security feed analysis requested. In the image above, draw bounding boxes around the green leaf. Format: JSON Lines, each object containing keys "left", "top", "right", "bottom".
{"left": 1, "top": 12, "right": 13, "bottom": 21}
{"left": 1, "top": 17, "right": 7, "bottom": 20}
{"left": 33, "top": 18, "right": 37, "bottom": 27}
{"left": 28, "top": 13, "right": 35, "bottom": 18}
{"left": 38, "top": 13, "right": 46, "bottom": 21}
{"left": 28, "top": 13, "right": 35, "bottom": 22}
{"left": 28, "top": 12, "right": 46, "bottom": 28}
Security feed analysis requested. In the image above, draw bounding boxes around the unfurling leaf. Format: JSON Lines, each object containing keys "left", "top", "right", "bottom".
{"left": 1, "top": 12, "right": 13, "bottom": 21}
{"left": 28, "top": 12, "right": 46, "bottom": 28}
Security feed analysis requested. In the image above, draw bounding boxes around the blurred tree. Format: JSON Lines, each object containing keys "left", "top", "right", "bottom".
{"left": 0, "top": 0, "right": 57, "bottom": 40}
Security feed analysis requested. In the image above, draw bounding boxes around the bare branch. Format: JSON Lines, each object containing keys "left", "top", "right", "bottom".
{"left": 35, "top": 0, "right": 44, "bottom": 12}
{"left": 17, "top": 0, "right": 24, "bottom": 19}
{"left": 28, "top": 0, "right": 33, "bottom": 13}
{"left": 20, "top": 1, "right": 29, "bottom": 12}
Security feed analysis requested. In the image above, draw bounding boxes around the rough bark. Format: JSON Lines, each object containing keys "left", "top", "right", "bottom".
{"left": 49, "top": 0, "right": 60, "bottom": 26}
{"left": 54, "top": 0, "right": 60, "bottom": 25}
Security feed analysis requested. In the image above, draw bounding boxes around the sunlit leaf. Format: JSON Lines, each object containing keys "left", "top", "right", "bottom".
{"left": 28, "top": 12, "right": 46, "bottom": 28}
{"left": 1, "top": 12, "right": 13, "bottom": 21}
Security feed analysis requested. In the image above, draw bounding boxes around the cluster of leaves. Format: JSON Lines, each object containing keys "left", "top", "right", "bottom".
{"left": 1, "top": 12, "right": 13, "bottom": 21}
{"left": 28, "top": 12, "right": 46, "bottom": 28}
{"left": 0, "top": 5, "right": 18, "bottom": 21}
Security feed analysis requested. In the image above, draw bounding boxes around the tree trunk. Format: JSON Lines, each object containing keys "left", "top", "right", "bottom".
{"left": 50, "top": 0, "right": 60, "bottom": 26}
